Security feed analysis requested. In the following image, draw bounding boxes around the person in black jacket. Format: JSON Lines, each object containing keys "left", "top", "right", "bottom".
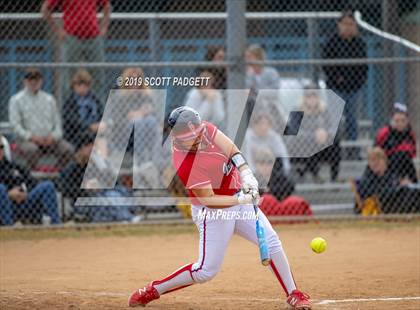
{"left": 59, "top": 133, "right": 140, "bottom": 223}
{"left": 253, "top": 148, "right": 294, "bottom": 202}
{"left": 322, "top": 10, "right": 368, "bottom": 141}
{"left": 63, "top": 69, "right": 105, "bottom": 148}
{"left": 0, "top": 137, "right": 60, "bottom": 225}
{"left": 358, "top": 147, "right": 420, "bottom": 213}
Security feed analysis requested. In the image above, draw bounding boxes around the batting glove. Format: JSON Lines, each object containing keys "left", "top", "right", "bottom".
{"left": 238, "top": 193, "right": 254, "bottom": 205}
{"left": 240, "top": 168, "right": 259, "bottom": 195}
{"left": 238, "top": 192, "right": 260, "bottom": 205}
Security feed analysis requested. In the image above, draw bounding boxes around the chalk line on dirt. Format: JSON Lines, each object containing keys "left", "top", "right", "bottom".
{"left": 317, "top": 297, "right": 420, "bottom": 305}
{"left": 7, "top": 291, "right": 420, "bottom": 305}
{"left": 56, "top": 291, "right": 420, "bottom": 304}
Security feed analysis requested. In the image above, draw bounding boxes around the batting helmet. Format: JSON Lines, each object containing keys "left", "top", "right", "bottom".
{"left": 168, "top": 106, "right": 204, "bottom": 141}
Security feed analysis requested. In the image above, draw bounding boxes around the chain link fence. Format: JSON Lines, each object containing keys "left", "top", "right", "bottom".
{"left": 0, "top": 0, "right": 419, "bottom": 226}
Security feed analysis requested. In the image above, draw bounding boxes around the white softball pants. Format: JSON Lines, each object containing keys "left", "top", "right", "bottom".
{"left": 152, "top": 200, "right": 298, "bottom": 297}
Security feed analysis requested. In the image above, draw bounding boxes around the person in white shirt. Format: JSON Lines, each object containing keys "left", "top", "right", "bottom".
{"left": 8, "top": 68, "right": 73, "bottom": 169}
{"left": 242, "top": 111, "right": 290, "bottom": 175}
{"left": 245, "top": 44, "right": 280, "bottom": 105}
{"left": 184, "top": 71, "right": 225, "bottom": 129}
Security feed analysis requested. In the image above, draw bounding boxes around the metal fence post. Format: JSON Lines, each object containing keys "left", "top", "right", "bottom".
{"left": 307, "top": 17, "right": 318, "bottom": 82}
{"left": 381, "top": 0, "right": 398, "bottom": 122}
{"left": 226, "top": 0, "right": 246, "bottom": 137}
{"left": 148, "top": 18, "right": 160, "bottom": 77}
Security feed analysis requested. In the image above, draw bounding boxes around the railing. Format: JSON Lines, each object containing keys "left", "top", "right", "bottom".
{"left": 0, "top": 35, "right": 407, "bottom": 127}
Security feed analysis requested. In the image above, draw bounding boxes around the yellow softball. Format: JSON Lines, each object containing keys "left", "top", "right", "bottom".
{"left": 310, "top": 237, "right": 327, "bottom": 254}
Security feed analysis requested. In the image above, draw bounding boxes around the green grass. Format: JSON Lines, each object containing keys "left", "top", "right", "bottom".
{"left": 0, "top": 218, "right": 419, "bottom": 242}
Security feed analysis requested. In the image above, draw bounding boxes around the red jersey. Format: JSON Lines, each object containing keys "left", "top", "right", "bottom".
{"left": 173, "top": 122, "right": 241, "bottom": 205}
{"left": 47, "top": 0, "right": 108, "bottom": 39}
{"left": 376, "top": 124, "right": 416, "bottom": 158}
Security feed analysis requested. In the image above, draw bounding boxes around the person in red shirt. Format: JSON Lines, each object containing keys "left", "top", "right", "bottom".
{"left": 128, "top": 107, "right": 312, "bottom": 309}
{"left": 41, "top": 0, "right": 111, "bottom": 103}
{"left": 375, "top": 103, "right": 417, "bottom": 182}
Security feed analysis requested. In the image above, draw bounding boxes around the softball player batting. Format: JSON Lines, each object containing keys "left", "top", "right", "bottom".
{"left": 129, "top": 107, "right": 311, "bottom": 309}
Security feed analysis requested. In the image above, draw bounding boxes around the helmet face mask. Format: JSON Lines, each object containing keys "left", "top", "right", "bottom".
{"left": 168, "top": 106, "right": 204, "bottom": 147}
{"left": 172, "top": 122, "right": 205, "bottom": 141}
{"left": 172, "top": 132, "right": 203, "bottom": 150}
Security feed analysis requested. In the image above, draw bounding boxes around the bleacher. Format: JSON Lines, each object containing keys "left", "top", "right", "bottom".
{"left": 0, "top": 34, "right": 409, "bottom": 121}
{"left": 0, "top": 16, "right": 414, "bottom": 221}
{"left": 0, "top": 118, "right": 382, "bottom": 218}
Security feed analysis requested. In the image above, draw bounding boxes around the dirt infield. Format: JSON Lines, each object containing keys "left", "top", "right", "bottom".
{"left": 1, "top": 221, "right": 419, "bottom": 310}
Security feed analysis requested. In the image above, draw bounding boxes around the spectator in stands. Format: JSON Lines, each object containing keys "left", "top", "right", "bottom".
{"left": 245, "top": 44, "right": 280, "bottom": 102}
{"left": 254, "top": 148, "right": 312, "bottom": 217}
{"left": 254, "top": 148, "right": 294, "bottom": 201}
{"left": 42, "top": 0, "right": 111, "bottom": 103}
{"left": 203, "top": 46, "right": 226, "bottom": 89}
{"left": 0, "top": 135, "right": 61, "bottom": 226}
{"left": 322, "top": 10, "right": 368, "bottom": 141}
{"left": 9, "top": 68, "right": 73, "bottom": 170}
{"left": 245, "top": 44, "right": 280, "bottom": 91}
{"left": 63, "top": 69, "right": 105, "bottom": 148}
{"left": 106, "top": 67, "right": 159, "bottom": 165}
{"left": 357, "top": 147, "right": 419, "bottom": 214}
{"left": 185, "top": 71, "right": 225, "bottom": 128}
{"left": 293, "top": 86, "right": 341, "bottom": 182}
{"left": 245, "top": 44, "right": 284, "bottom": 132}
{"left": 242, "top": 111, "right": 290, "bottom": 175}
{"left": 60, "top": 133, "right": 141, "bottom": 223}
{"left": 375, "top": 103, "right": 417, "bottom": 182}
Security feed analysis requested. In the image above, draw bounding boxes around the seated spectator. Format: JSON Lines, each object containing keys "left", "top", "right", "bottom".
{"left": 106, "top": 67, "right": 158, "bottom": 164}
{"left": 356, "top": 147, "right": 420, "bottom": 214}
{"left": 254, "top": 148, "right": 312, "bottom": 218}
{"left": 254, "top": 148, "right": 294, "bottom": 200}
{"left": 293, "top": 86, "right": 341, "bottom": 182}
{"left": 242, "top": 111, "right": 290, "bottom": 175}
{"left": 0, "top": 135, "right": 60, "bottom": 226}
{"left": 185, "top": 71, "right": 225, "bottom": 128}
{"left": 8, "top": 68, "right": 73, "bottom": 170}
{"left": 60, "top": 133, "right": 141, "bottom": 223}
{"left": 63, "top": 69, "right": 105, "bottom": 148}
{"left": 244, "top": 44, "right": 284, "bottom": 132}
{"left": 245, "top": 44, "right": 280, "bottom": 103}
{"left": 375, "top": 103, "right": 417, "bottom": 182}
{"left": 203, "top": 46, "right": 226, "bottom": 89}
